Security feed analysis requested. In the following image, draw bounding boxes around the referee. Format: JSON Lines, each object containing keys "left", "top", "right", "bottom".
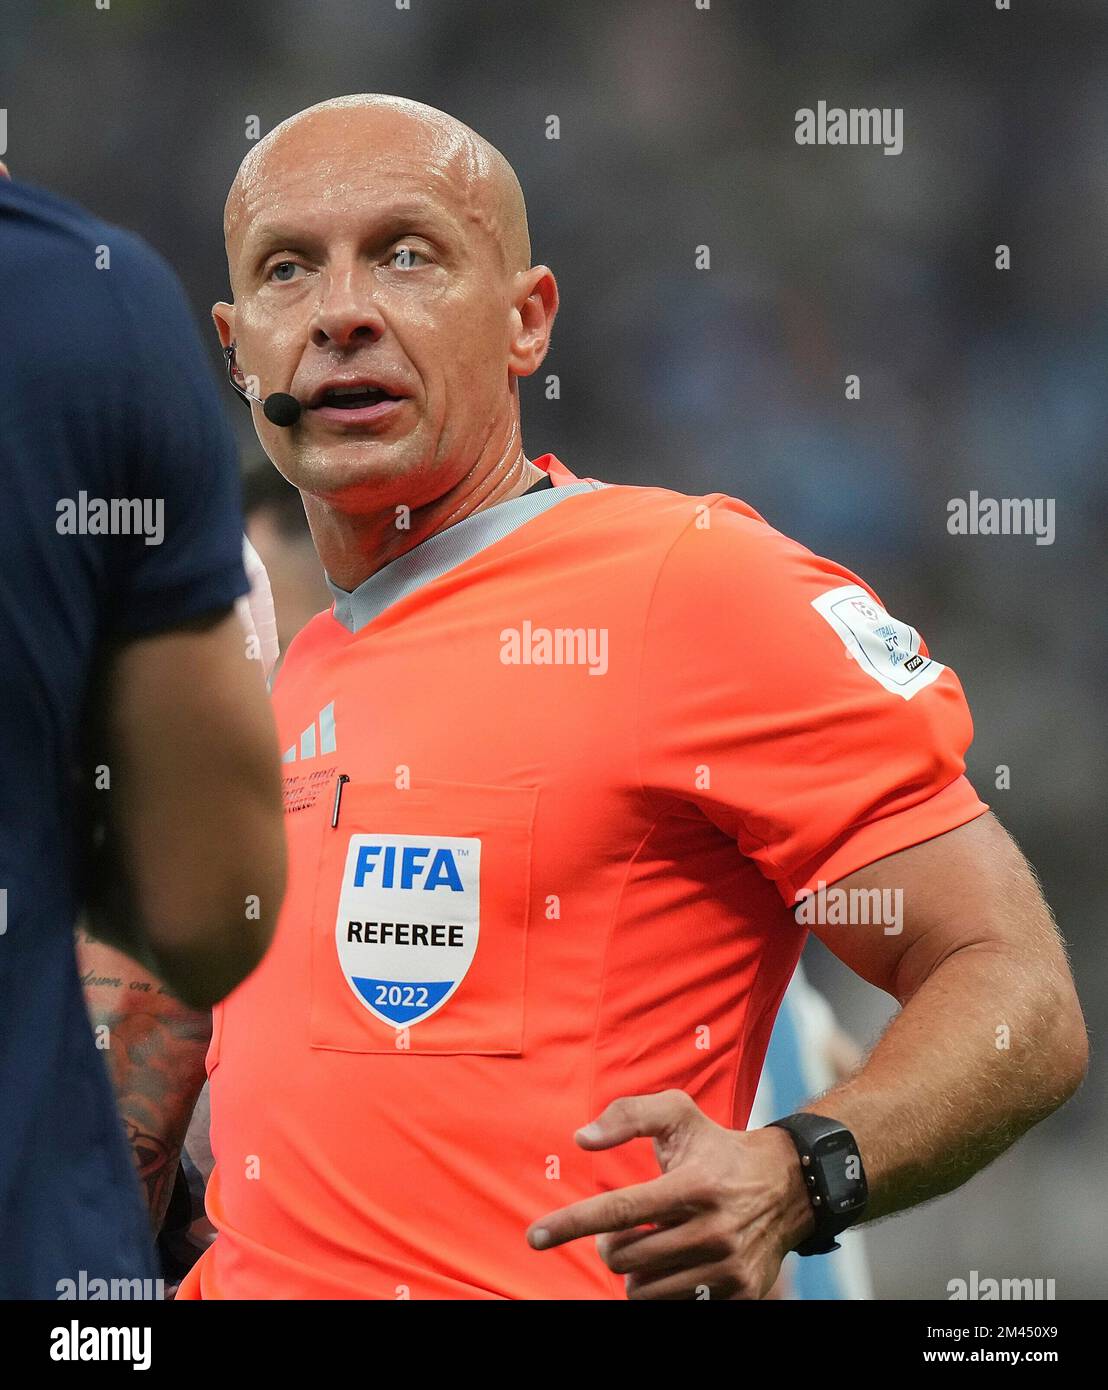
{"left": 0, "top": 171, "right": 286, "bottom": 1297}
{"left": 144, "top": 94, "right": 1083, "bottom": 1300}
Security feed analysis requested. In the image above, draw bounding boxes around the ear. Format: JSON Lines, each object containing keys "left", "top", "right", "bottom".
{"left": 507, "top": 266, "right": 559, "bottom": 381}
{"left": 212, "top": 301, "right": 236, "bottom": 352}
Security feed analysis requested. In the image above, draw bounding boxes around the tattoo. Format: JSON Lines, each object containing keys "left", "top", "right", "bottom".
{"left": 79, "top": 971, "right": 123, "bottom": 989}
{"left": 125, "top": 1120, "right": 175, "bottom": 1219}
{"left": 77, "top": 931, "right": 212, "bottom": 1232}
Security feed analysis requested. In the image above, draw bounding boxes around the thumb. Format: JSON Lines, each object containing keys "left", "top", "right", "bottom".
{"left": 575, "top": 1089, "right": 707, "bottom": 1155}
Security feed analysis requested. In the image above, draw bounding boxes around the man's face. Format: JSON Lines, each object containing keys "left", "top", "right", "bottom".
{"left": 217, "top": 110, "right": 522, "bottom": 510}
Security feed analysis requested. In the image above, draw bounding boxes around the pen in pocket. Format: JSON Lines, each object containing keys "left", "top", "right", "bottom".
{"left": 331, "top": 773, "right": 349, "bottom": 828}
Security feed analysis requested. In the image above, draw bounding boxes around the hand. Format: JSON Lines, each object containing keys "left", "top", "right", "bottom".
{"left": 526, "top": 1089, "right": 815, "bottom": 1300}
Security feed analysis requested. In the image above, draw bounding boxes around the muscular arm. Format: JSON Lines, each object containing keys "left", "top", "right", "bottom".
{"left": 78, "top": 926, "right": 212, "bottom": 1231}
{"left": 801, "top": 810, "right": 1088, "bottom": 1223}
{"left": 527, "top": 812, "right": 1088, "bottom": 1298}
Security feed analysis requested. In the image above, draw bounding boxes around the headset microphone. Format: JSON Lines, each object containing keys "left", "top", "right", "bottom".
{"left": 223, "top": 344, "right": 303, "bottom": 428}
{"left": 260, "top": 392, "right": 303, "bottom": 427}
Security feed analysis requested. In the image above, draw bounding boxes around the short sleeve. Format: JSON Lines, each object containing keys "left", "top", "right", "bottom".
{"left": 104, "top": 233, "right": 248, "bottom": 636}
{"left": 638, "top": 497, "right": 989, "bottom": 904}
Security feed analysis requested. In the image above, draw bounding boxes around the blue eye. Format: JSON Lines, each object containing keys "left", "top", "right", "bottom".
{"left": 391, "top": 246, "right": 427, "bottom": 269}
{"left": 271, "top": 261, "right": 301, "bottom": 282}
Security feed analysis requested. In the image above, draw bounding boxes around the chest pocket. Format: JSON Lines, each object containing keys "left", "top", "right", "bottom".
{"left": 309, "top": 779, "right": 537, "bottom": 1055}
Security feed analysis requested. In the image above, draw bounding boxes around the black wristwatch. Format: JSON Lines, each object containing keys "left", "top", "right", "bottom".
{"left": 767, "top": 1113, "right": 868, "bottom": 1255}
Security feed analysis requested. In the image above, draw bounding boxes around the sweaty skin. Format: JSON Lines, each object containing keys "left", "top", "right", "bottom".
{"left": 214, "top": 95, "right": 558, "bottom": 591}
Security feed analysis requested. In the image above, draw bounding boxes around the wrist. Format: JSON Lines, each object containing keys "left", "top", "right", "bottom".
{"left": 767, "top": 1112, "right": 870, "bottom": 1254}
{"left": 761, "top": 1124, "right": 819, "bottom": 1253}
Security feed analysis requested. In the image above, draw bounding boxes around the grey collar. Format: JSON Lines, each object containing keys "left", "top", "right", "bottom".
{"left": 326, "top": 479, "right": 603, "bottom": 634}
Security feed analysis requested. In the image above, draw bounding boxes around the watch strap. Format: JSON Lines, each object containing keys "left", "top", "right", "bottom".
{"left": 768, "top": 1112, "right": 867, "bottom": 1256}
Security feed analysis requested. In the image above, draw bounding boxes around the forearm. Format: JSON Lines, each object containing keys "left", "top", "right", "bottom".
{"left": 83, "top": 826, "right": 160, "bottom": 971}
{"left": 77, "top": 928, "right": 213, "bottom": 1230}
{"left": 798, "top": 940, "right": 1087, "bottom": 1223}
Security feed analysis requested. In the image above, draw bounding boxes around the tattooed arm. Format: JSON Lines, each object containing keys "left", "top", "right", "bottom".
{"left": 77, "top": 926, "right": 212, "bottom": 1231}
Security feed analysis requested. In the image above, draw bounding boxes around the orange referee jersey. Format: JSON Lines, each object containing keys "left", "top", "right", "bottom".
{"left": 178, "top": 454, "right": 987, "bottom": 1299}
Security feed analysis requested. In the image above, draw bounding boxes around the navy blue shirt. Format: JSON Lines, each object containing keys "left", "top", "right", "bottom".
{"left": 0, "top": 179, "right": 248, "bottom": 1297}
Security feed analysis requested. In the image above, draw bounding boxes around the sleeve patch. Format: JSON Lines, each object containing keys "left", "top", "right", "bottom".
{"left": 811, "top": 584, "right": 944, "bottom": 700}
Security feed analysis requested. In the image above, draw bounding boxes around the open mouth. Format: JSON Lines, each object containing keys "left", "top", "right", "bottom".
{"left": 315, "top": 384, "right": 402, "bottom": 410}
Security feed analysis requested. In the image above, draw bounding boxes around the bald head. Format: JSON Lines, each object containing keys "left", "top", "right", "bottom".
{"left": 224, "top": 95, "right": 531, "bottom": 288}
{"left": 212, "top": 92, "right": 559, "bottom": 537}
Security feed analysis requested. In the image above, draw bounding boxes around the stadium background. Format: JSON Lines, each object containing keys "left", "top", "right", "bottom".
{"left": 3, "top": 0, "right": 1103, "bottom": 1297}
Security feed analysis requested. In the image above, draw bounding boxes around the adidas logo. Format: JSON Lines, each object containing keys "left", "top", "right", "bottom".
{"left": 282, "top": 701, "right": 336, "bottom": 763}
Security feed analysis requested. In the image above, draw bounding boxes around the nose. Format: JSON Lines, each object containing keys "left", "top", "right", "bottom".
{"left": 309, "top": 264, "right": 386, "bottom": 351}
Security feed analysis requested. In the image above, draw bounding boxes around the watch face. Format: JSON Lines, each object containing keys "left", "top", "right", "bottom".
{"left": 814, "top": 1131, "right": 867, "bottom": 1213}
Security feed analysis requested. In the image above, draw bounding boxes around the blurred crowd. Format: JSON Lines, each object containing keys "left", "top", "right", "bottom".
{"left": 3, "top": 0, "right": 1103, "bottom": 1295}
